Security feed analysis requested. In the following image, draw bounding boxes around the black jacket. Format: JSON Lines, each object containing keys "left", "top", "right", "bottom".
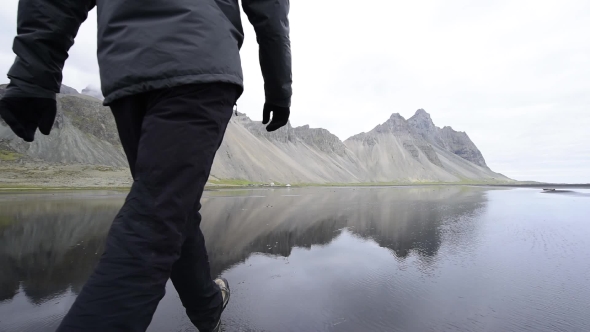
{"left": 5, "top": 0, "right": 292, "bottom": 107}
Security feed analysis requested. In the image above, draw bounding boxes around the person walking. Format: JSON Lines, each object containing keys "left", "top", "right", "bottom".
{"left": 0, "top": 0, "right": 292, "bottom": 331}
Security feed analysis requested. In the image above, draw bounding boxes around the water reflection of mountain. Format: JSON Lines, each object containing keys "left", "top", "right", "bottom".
{"left": 0, "top": 196, "right": 122, "bottom": 303}
{"left": 0, "top": 186, "right": 488, "bottom": 305}
{"left": 201, "top": 186, "right": 488, "bottom": 277}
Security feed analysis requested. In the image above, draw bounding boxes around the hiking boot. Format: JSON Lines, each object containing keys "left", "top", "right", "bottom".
{"left": 211, "top": 278, "right": 230, "bottom": 332}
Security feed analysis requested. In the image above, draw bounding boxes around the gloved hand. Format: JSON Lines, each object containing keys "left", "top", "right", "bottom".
{"left": 262, "top": 103, "right": 290, "bottom": 132}
{"left": 0, "top": 97, "right": 56, "bottom": 142}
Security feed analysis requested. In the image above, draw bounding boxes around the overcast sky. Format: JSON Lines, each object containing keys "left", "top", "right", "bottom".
{"left": 1, "top": 0, "right": 589, "bottom": 183}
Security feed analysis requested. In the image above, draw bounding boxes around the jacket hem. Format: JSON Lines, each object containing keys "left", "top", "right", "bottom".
{"left": 103, "top": 74, "right": 244, "bottom": 106}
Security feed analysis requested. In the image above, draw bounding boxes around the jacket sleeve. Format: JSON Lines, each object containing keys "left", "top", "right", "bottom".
{"left": 242, "top": 0, "right": 292, "bottom": 108}
{"left": 4, "top": 0, "right": 96, "bottom": 99}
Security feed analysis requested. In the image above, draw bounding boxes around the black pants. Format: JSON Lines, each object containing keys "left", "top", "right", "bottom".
{"left": 57, "top": 83, "right": 239, "bottom": 332}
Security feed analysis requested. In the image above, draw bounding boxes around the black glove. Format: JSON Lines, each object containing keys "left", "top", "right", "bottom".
{"left": 0, "top": 97, "right": 56, "bottom": 142}
{"left": 262, "top": 103, "right": 290, "bottom": 132}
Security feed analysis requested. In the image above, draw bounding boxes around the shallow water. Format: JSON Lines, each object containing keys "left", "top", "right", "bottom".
{"left": 0, "top": 186, "right": 589, "bottom": 332}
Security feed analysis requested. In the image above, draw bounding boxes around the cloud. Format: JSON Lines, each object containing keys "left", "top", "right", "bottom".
{"left": 1, "top": 0, "right": 588, "bottom": 183}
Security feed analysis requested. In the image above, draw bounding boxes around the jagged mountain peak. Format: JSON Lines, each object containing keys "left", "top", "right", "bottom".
{"left": 413, "top": 108, "right": 430, "bottom": 118}
{"left": 406, "top": 111, "right": 488, "bottom": 168}
{"left": 59, "top": 84, "right": 79, "bottom": 95}
{"left": 385, "top": 113, "right": 410, "bottom": 124}
{"left": 230, "top": 111, "right": 348, "bottom": 155}
{"left": 408, "top": 108, "right": 436, "bottom": 129}
{"left": 345, "top": 109, "right": 490, "bottom": 170}
{"left": 81, "top": 85, "right": 104, "bottom": 101}
{"left": 366, "top": 113, "right": 412, "bottom": 136}
{"left": 442, "top": 125, "right": 465, "bottom": 134}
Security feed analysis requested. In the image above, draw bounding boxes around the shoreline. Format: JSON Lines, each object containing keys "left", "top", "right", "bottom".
{"left": 2, "top": 182, "right": 589, "bottom": 192}
{"left": 2, "top": 163, "right": 587, "bottom": 191}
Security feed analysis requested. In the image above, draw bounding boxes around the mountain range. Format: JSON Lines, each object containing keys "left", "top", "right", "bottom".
{"left": 0, "top": 84, "right": 511, "bottom": 184}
